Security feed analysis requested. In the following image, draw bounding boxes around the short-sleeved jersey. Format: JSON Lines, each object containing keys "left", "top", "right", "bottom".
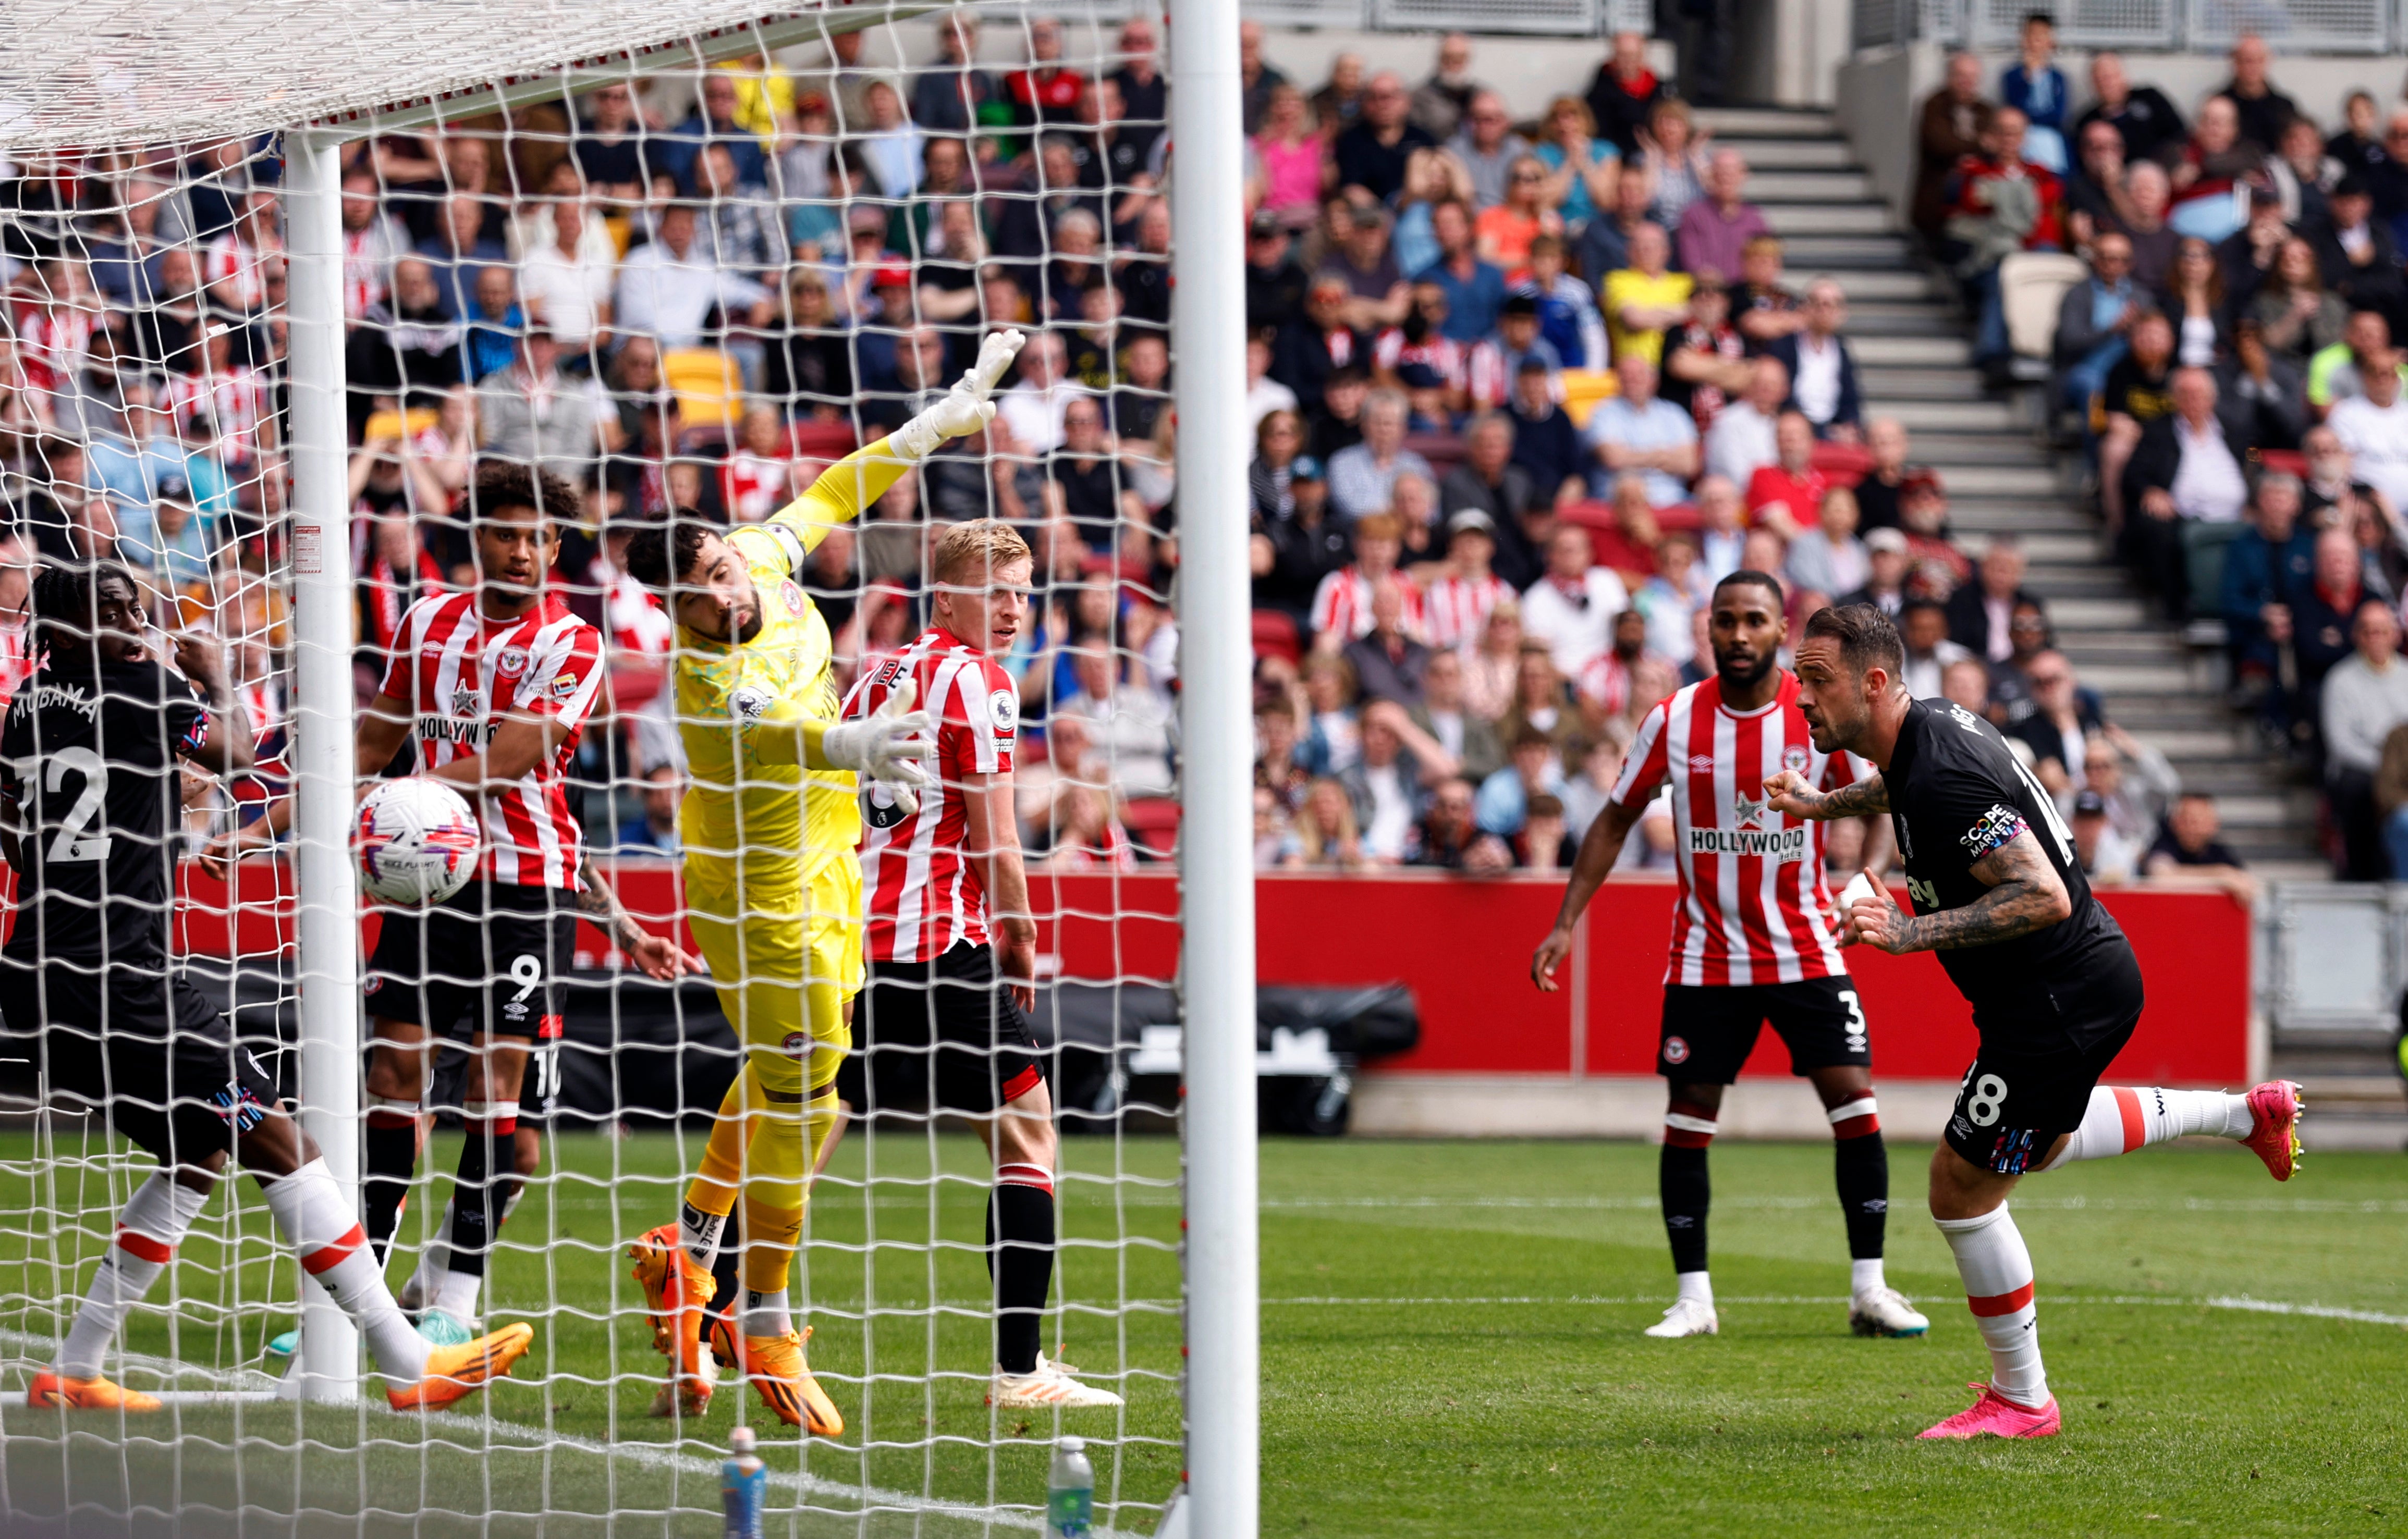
{"left": 1612, "top": 672, "right": 1869, "bottom": 987}
{"left": 0, "top": 657, "right": 209, "bottom": 969}
{"left": 845, "top": 626, "right": 1018, "bottom": 962}
{"left": 377, "top": 591, "right": 603, "bottom": 890}
{"left": 671, "top": 442, "right": 910, "bottom": 879}
{"left": 1884, "top": 696, "right": 2132, "bottom": 1017}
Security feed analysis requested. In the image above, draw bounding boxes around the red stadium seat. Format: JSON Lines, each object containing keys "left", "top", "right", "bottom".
{"left": 1557, "top": 499, "right": 1700, "bottom": 534}
{"left": 2259, "top": 449, "right": 2307, "bottom": 477}
{"left": 1811, "top": 439, "right": 1874, "bottom": 487}
{"left": 788, "top": 420, "right": 859, "bottom": 459}
{"left": 1121, "top": 797, "right": 1182, "bottom": 860}
{"left": 1252, "top": 609, "right": 1301, "bottom": 663}
{"left": 1402, "top": 432, "right": 1464, "bottom": 481}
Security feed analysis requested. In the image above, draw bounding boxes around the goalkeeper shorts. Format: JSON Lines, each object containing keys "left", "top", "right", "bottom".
{"left": 686, "top": 856, "right": 862, "bottom": 1097}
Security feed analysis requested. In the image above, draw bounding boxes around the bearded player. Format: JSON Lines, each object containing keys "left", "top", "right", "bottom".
{"left": 621, "top": 329, "right": 1025, "bottom": 1432}
{"left": 1531, "top": 572, "right": 1928, "bottom": 1341}
{"left": 842, "top": 520, "right": 1122, "bottom": 1410}
{"left": 1767, "top": 604, "right": 2301, "bottom": 1438}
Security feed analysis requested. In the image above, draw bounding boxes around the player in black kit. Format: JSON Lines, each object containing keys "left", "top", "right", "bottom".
{"left": 1764, "top": 604, "right": 2303, "bottom": 1441}
{"left": 0, "top": 562, "right": 530, "bottom": 1411}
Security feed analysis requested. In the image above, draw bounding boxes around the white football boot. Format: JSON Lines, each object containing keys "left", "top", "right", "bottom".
{"left": 1643, "top": 1297, "right": 1720, "bottom": 1338}
{"left": 1849, "top": 1285, "right": 1930, "bottom": 1338}
{"left": 990, "top": 1354, "right": 1126, "bottom": 1409}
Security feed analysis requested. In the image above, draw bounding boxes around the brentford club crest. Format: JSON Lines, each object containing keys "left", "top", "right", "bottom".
{"left": 1663, "top": 1036, "right": 1692, "bottom": 1065}
{"left": 1783, "top": 744, "right": 1811, "bottom": 773}
{"left": 494, "top": 645, "right": 529, "bottom": 678}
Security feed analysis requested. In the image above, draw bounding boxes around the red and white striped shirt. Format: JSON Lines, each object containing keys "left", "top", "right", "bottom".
{"left": 1309, "top": 565, "right": 1425, "bottom": 645}
{"left": 160, "top": 367, "right": 272, "bottom": 458}
{"left": 376, "top": 592, "right": 604, "bottom": 890}
{"left": 846, "top": 626, "right": 1018, "bottom": 963}
{"left": 1610, "top": 671, "right": 1868, "bottom": 987}
{"left": 1423, "top": 572, "right": 1512, "bottom": 650}
{"left": 721, "top": 451, "right": 794, "bottom": 525}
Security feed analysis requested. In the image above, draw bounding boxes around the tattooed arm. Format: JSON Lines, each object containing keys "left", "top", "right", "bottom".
{"left": 1761, "top": 769, "right": 1890, "bottom": 820}
{"left": 1844, "top": 828, "right": 2072, "bottom": 955}
{"left": 578, "top": 869, "right": 704, "bottom": 981}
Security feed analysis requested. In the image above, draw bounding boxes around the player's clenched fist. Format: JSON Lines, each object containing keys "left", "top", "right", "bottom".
{"left": 1760, "top": 770, "right": 1827, "bottom": 820}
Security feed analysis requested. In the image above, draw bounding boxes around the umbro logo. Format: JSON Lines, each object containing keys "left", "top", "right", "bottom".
{"left": 1688, "top": 755, "right": 1716, "bottom": 772}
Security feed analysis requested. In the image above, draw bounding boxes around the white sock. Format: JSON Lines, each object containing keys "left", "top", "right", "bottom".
{"left": 435, "top": 1269, "right": 483, "bottom": 1323}
{"left": 257, "top": 1159, "right": 428, "bottom": 1382}
{"left": 1933, "top": 1204, "right": 2047, "bottom": 1408}
{"left": 1851, "top": 1257, "right": 1887, "bottom": 1298}
{"left": 1673, "top": 1271, "right": 1714, "bottom": 1309}
{"left": 743, "top": 1288, "right": 793, "bottom": 1337}
{"left": 56, "top": 1173, "right": 212, "bottom": 1379}
{"left": 409, "top": 1196, "right": 456, "bottom": 1298}
{"left": 679, "top": 1201, "right": 727, "bottom": 1272}
{"left": 2043, "top": 1087, "right": 2253, "bottom": 1169}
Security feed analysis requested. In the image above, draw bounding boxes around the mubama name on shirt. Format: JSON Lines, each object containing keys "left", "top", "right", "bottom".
{"left": 1884, "top": 696, "right": 2128, "bottom": 1014}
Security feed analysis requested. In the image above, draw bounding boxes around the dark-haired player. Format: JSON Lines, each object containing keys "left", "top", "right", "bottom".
{"left": 6, "top": 563, "right": 530, "bottom": 1410}
{"left": 1766, "top": 602, "right": 2302, "bottom": 1439}
{"left": 229, "top": 462, "right": 696, "bottom": 1356}
{"left": 1531, "top": 572, "right": 1927, "bottom": 1340}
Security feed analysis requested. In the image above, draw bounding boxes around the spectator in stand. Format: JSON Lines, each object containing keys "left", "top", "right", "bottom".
{"left": 1287, "top": 778, "right": 1365, "bottom": 870}
{"left": 1246, "top": 213, "right": 1310, "bottom": 335}
{"left": 2070, "top": 789, "right": 2138, "bottom": 884}
{"left": 2214, "top": 319, "right": 2309, "bottom": 452}
{"left": 1506, "top": 358, "right": 1586, "bottom": 514}
{"left": 1586, "top": 31, "right": 1668, "bottom": 160}
{"left": 2309, "top": 180, "right": 2408, "bottom": 340}
{"left": 1997, "top": 11, "right": 2070, "bottom": 173}
{"left": 1254, "top": 455, "right": 1345, "bottom": 634}
{"left": 1408, "top": 645, "right": 1500, "bottom": 790}
{"left": 910, "top": 10, "right": 996, "bottom": 137}
{"left": 1237, "top": 19, "right": 1288, "bottom": 133}
{"left": 2004, "top": 649, "right": 2100, "bottom": 793}
{"left": 1594, "top": 475, "right": 1665, "bottom": 587}
{"left": 476, "top": 324, "right": 600, "bottom": 491}
{"left": 1948, "top": 106, "right": 2065, "bottom": 380}
{"left": 1520, "top": 523, "right": 1630, "bottom": 678}
{"left": 1940, "top": 656, "right": 1995, "bottom": 719}
{"left": 1057, "top": 645, "right": 1176, "bottom": 801}
{"left": 2376, "top": 721, "right": 2408, "bottom": 878}
{"left": 2123, "top": 366, "right": 2251, "bottom": 615}
{"left": 1637, "top": 534, "right": 1710, "bottom": 662}
{"left": 2054, "top": 231, "right": 2140, "bottom": 413}
{"left": 2213, "top": 33, "right": 2297, "bottom": 159}
{"left": 2324, "top": 597, "right": 2408, "bottom": 879}
{"left": 2142, "top": 792, "right": 2254, "bottom": 901}
{"left": 1252, "top": 85, "right": 1325, "bottom": 235}
{"left": 1743, "top": 410, "right": 1825, "bottom": 536}
{"left": 2248, "top": 237, "right": 2349, "bottom": 366}
{"left": 1311, "top": 53, "right": 1367, "bottom": 136}
{"left": 1327, "top": 390, "right": 1434, "bottom": 525}
{"left": 615, "top": 765, "right": 683, "bottom": 855}
{"left": 1702, "top": 353, "right": 1785, "bottom": 487}
{"left": 1439, "top": 417, "right": 1543, "bottom": 587}
{"left": 1477, "top": 157, "right": 1563, "bottom": 284}
{"left": 1447, "top": 91, "right": 1530, "bottom": 212}
{"left": 1331, "top": 71, "right": 1435, "bottom": 204}
{"left": 1515, "top": 236, "right": 1605, "bottom": 371}
{"left": 1730, "top": 235, "right": 1802, "bottom": 347}
{"left": 1250, "top": 410, "right": 1309, "bottom": 525}
{"left": 2161, "top": 237, "right": 2230, "bottom": 367}
{"left": 515, "top": 198, "right": 614, "bottom": 360}
{"left": 2075, "top": 52, "right": 2186, "bottom": 168}
{"left": 994, "top": 329, "right": 1091, "bottom": 459}
{"left": 1420, "top": 509, "right": 1510, "bottom": 653}
{"left": 1586, "top": 352, "right": 1699, "bottom": 507}
{"left": 1635, "top": 100, "right": 1712, "bottom": 232}
{"left": 1603, "top": 221, "right": 1691, "bottom": 367}
{"left": 1532, "top": 96, "right": 1617, "bottom": 232}
{"left": 1574, "top": 607, "right": 1654, "bottom": 721}
{"left": 2170, "top": 96, "right": 2262, "bottom": 244}
{"left": 615, "top": 201, "right": 772, "bottom": 354}
{"left": 1676, "top": 149, "right": 1767, "bottom": 285}
{"left": 2221, "top": 471, "right": 2314, "bottom": 694}
{"left": 1914, "top": 52, "right": 1990, "bottom": 242}
{"left": 1947, "top": 537, "right": 2040, "bottom": 663}
{"left": 1690, "top": 475, "right": 1746, "bottom": 583}
{"left": 1342, "top": 577, "right": 1433, "bottom": 706}
{"left": 2098, "top": 309, "right": 2179, "bottom": 531}
{"left": 2325, "top": 348, "right": 2408, "bottom": 514}
{"left": 1840, "top": 526, "right": 1913, "bottom": 618}
{"left": 1517, "top": 793, "right": 1579, "bottom": 872}
{"left": 2307, "top": 308, "right": 2402, "bottom": 416}
{"left": 2269, "top": 116, "right": 2342, "bottom": 230}
{"left": 1341, "top": 705, "right": 1433, "bottom": 864}
{"left": 2326, "top": 90, "right": 2386, "bottom": 177}
{"left": 1459, "top": 599, "right": 1525, "bottom": 722}
{"left": 1421, "top": 200, "right": 1507, "bottom": 343}
{"left": 2061, "top": 119, "right": 2130, "bottom": 252}
{"left": 414, "top": 193, "right": 509, "bottom": 322}
{"left": 1576, "top": 162, "right": 1655, "bottom": 288}
{"left": 1786, "top": 485, "right": 1869, "bottom": 599}
{"left": 1663, "top": 277, "right": 1752, "bottom": 434}
{"left": 1410, "top": 777, "right": 1513, "bottom": 871}
{"left": 1320, "top": 198, "right": 1413, "bottom": 334}
{"left": 1310, "top": 512, "right": 1415, "bottom": 646}
{"left": 1765, "top": 277, "right": 1864, "bottom": 441}
{"left": 1900, "top": 597, "right": 1974, "bottom": 699}
{"left": 1475, "top": 723, "right": 1567, "bottom": 838}
{"left": 2112, "top": 162, "right": 2181, "bottom": 294}
{"left": 1274, "top": 278, "right": 1368, "bottom": 407}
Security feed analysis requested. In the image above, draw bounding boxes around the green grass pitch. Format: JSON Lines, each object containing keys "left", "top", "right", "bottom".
{"left": 0, "top": 1129, "right": 2402, "bottom": 1535}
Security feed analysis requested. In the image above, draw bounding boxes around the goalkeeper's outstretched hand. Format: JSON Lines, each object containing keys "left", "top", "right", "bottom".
{"left": 893, "top": 329, "right": 1025, "bottom": 459}
{"left": 821, "top": 676, "right": 938, "bottom": 807}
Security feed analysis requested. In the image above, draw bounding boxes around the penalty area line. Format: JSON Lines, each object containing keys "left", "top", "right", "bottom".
{"left": 0, "top": 1326, "right": 1147, "bottom": 1535}
{"left": 1260, "top": 1295, "right": 2408, "bottom": 1325}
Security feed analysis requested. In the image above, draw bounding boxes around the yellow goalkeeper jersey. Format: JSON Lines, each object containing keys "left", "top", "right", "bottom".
{"left": 672, "top": 440, "right": 908, "bottom": 880}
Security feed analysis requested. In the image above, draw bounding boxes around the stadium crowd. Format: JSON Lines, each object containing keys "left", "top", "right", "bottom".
{"left": 0, "top": 14, "right": 2383, "bottom": 885}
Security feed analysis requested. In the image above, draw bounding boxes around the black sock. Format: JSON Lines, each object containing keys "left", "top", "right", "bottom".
{"left": 989, "top": 1183, "right": 1056, "bottom": 1375}
{"left": 706, "top": 1227, "right": 742, "bottom": 1352}
{"left": 362, "top": 1115, "right": 418, "bottom": 1266}
{"left": 445, "top": 1117, "right": 511, "bottom": 1281}
{"left": 1660, "top": 1143, "right": 1710, "bottom": 1276}
{"left": 1834, "top": 1130, "right": 1890, "bottom": 1261}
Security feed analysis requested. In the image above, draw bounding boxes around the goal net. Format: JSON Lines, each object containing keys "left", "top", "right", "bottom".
{"left": 0, "top": 3, "right": 1237, "bottom": 1531}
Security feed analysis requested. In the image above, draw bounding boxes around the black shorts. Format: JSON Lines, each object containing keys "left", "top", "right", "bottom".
{"left": 840, "top": 942, "right": 1046, "bottom": 1116}
{"left": 0, "top": 962, "right": 276, "bottom": 1166}
{"left": 363, "top": 883, "right": 575, "bottom": 1120}
{"left": 1945, "top": 946, "right": 2147, "bottom": 1175}
{"left": 1658, "top": 976, "right": 1872, "bottom": 1084}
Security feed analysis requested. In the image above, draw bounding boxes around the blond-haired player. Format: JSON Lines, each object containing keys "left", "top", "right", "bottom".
{"left": 621, "top": 329, "right": 1024, "bottom": 1431}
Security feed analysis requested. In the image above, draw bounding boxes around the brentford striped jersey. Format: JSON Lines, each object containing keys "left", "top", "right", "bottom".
{"left": 376, "top": 590, "right": 604, "bottom": 890}
{"left": 844, "top": 626, "right": 1018, "bottom": 963}
{"left": 1611, "top": 671, "right": 1869, "bottom": 987}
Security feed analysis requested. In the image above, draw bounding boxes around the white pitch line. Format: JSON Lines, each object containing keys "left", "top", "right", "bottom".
{"left": 1252, "top": 1195, "right": 2408, "bottom": 1213}
{"left": 1260, "top": 1294, "right": 2408, "bottom": 1325}
{"left": 0, "top": 1326, "right": 1147, "bottom": 1536}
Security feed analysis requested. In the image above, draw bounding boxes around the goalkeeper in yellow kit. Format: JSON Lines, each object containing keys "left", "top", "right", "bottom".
{"left": 621, "top": 329, "right": 1025, "bottom": 1431}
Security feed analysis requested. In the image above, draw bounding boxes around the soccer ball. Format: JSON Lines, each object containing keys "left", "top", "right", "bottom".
{"left": 354, "top": 778, "right": 483, "bottom": 906}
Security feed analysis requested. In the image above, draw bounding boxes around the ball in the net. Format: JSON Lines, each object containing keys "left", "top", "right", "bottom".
{"left": 354, "top": 778, "right": 482, "bottom": 906}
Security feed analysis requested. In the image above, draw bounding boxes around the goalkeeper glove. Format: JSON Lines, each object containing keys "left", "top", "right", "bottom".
{"left": 889, "top": 329, "right": 1026, "bottom": 462}
{"left": 821, "top": 675, "right": 938, "bottom": 811}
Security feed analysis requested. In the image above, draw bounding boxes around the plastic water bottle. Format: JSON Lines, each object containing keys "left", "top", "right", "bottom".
{"left": 722, "top": 1426, "right": 766, "bottom": 1538}
{"left": 1045, "top": 1436, "right": 1095, "bottom": 1538}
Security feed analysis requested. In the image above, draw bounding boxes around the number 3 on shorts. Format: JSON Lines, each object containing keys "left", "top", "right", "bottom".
{"left": 1966, "top": 1072, "right": 2009, "bottom": 1126}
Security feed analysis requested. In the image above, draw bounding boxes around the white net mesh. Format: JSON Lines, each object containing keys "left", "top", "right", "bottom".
{"left": 0, "top": 4, "right": 1190, "bottom": 1530}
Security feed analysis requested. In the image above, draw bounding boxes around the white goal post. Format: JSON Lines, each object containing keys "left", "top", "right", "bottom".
{"left": 0, "top": 0, "right": 1256, "bottom": 1529}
